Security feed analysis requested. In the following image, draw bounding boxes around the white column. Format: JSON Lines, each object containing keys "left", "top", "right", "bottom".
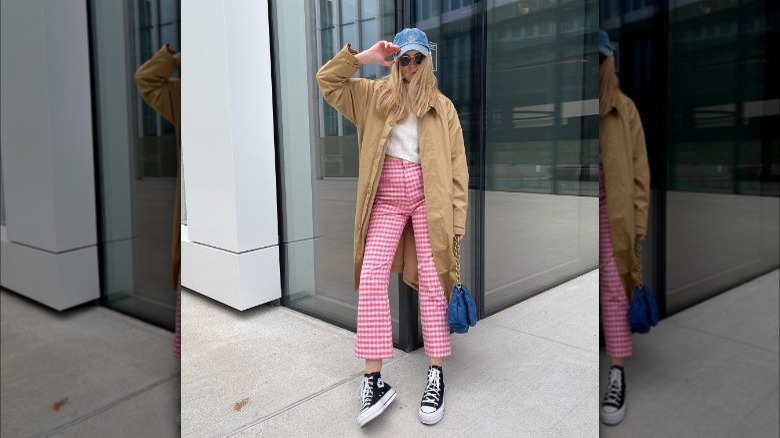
{"left": 0, "top": 0, "right": 99, "bottom": 310}
{"left": 181, "top": 0, "right": 281, "bottom": 310}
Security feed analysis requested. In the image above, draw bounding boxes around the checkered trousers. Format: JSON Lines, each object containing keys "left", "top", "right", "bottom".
{"left": 599, "top": 165, "right": 633, "bottom": 358}
{"left": 355, "top": 158, "right": 451, "bottom": 360}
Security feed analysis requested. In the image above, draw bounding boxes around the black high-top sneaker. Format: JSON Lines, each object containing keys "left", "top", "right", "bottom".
{"left": 601, "top": 365, "right": 626, "bottom": 425}
{"left": 419, "top": 366, "right": 445, "bottom": 425}
{"left": 356, "top": 372, "right": 397, "bottom": 427}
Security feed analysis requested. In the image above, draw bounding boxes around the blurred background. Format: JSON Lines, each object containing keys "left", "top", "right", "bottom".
{"left": 1, "top": 0, "right": 181, "bottom": 330}
{"left": 1, "top": 0, "right": 181, "bottom": 436}
{"left": 601, "top": 0, "right": 779, "bottom": 316}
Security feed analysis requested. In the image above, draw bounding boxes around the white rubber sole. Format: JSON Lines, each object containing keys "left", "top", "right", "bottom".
{"left": 600, "top": 403, "right": 626, "bottom": 425}
{"left": 357, "top": 389, "right": 397, "bottom": 427}
{"left": 419, "top": 402, "right": 445, "bottom": 425}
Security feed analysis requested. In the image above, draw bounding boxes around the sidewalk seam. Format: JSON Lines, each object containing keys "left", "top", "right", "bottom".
{"left": 39, "top": 373, "right": 181, "bottom": 437}
{"left": 485, "top": 319, "right": 600, "bottom": 356}
{"left": 663, "top": 320, "right": 780, "bottom": 356}
{"left": 222, "top": 358, "right": 403, "bottom": 437}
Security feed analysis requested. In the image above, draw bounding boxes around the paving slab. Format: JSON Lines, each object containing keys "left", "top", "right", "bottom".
{"left": 489, "top": 270, "right": 599, "bottom": 353}
{"left": 182, "top": 269, "right": 600, "bottom": 437}
{"left": 50, "top": 376, "right": 180, "bottom": 438}
{"left": 598, "top": 270, "right": 780, "bottom": 438}
{"left": 0, "top": 290, "right": 179, "bottom": 437}
{"left": 180, "top": 289, "right": 408, "bottom": 438}
{"left": 233, "top": 322, "right": 598, "bottom": 437}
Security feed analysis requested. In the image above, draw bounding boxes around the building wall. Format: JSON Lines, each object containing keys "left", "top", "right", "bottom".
{"left": 0, "top": 0, "right": 100, "bottom": 310}
{"left": 180, "top": 0, "right": 281, "bottom": 310}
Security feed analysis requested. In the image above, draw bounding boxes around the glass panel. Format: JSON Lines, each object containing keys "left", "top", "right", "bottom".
{"left": 664, "top": 0, "right": 779, "bottom": 311}
{"left": 409, "top": 0, "right": 598, "bottom": 316}
{"left": 340, "top": 0, "right": 355, "bottom": 23}
{"left": 602, "top": 0, "right": 779, "bottom": 315}
{"left": 483, "top": 0, "right": 598, "bottom": 312}
{"left": 88, "top": 0, "right": 181, "bottom": 330}
{"left": 159, "top": 0, "right": 175, "bottom": 24}
{"left": 272, "top": 1, "right": 400, "bottom": 341}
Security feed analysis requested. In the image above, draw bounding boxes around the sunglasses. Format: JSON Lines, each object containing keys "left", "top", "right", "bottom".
{"left": 398, "top": 53, "right": 425, "bottom": 67}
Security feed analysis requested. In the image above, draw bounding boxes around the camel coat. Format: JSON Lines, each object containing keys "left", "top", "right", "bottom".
{"left": 135, "top": 44, "right": 181, "bottom": 289}
{"left": 600, "top": 91, "right": 650, "bottom": 299}
{"left": 316, "top": 44, "right": 469, "bottom": 302}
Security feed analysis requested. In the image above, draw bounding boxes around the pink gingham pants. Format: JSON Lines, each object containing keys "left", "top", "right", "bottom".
{"left": 599, "top": 165, "right": 633, "bottom": 358}
{"left": 355, "top": 158, "right": 451, "bottom": 360}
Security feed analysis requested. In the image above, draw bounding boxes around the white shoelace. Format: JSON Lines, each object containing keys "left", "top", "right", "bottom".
{"left": 421, "top": 369, "right": 441, "bottom": 405}
{"left": 358, "top": 376, "right": 374, "bottom": 408}
{"left": 603, "top": 368, "right": 623, "bottom": 407}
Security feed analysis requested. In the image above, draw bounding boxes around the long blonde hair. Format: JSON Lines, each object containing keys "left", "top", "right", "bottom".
{"left": 376, "top": 54, "right": 438, "bottom": 121}
{"left": 599, "top": 55, "right": 620, "bottom": 118}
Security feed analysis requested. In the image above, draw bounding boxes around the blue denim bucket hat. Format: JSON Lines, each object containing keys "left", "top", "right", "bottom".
{"left": 393, "top": 28, "right": 430, "bottom": 57}
{"left": 599, "top": 30, "right": 613, "bottom": 56}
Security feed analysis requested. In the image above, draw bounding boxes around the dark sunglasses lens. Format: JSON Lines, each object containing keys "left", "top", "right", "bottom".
{"left": 399, "top": 54, "right": 425, "bottom": 67}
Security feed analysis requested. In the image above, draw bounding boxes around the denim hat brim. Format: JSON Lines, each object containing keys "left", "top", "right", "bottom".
{"left": 598, "top": 30, "right": 613, "bottom": 56}
{"left": 397, "top": 43, "right": 430, "bottom": 57}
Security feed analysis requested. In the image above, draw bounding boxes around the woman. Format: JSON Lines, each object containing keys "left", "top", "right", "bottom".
{"left": 598, "top": 30, "right": 650, "bottom": 426}
{"left": 316, "top": 28, "right": 468, "bottom": 427}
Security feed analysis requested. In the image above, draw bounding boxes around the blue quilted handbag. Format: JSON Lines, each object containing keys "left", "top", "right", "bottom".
{"left": 628, "top": 240, "right": 659, "bottom": 334}
{"left": 447, "top": 238, "right": 478, "bottom": 333}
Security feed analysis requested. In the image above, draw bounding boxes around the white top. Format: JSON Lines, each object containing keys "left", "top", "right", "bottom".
{"left": 385, "top": 113, "right": 420, "bottom": 164}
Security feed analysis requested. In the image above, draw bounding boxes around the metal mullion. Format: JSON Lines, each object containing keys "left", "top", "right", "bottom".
{"left": 151, "top": 0, "right": 161, "bottom": 137}
{"left": 315, "top": 0, "right": 325, "bottom": 137}
{"left": 475, "top": 0, "right": 487, "bottom": 320}
{"left": 134, "top": 0, "right": 144, "bottom": 139}
{"left": 396, "top": 0, "right": 420, "bottom": 352}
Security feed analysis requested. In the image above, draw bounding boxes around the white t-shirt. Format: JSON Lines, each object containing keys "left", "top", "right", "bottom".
{"left": 385, "top": 113, "right": 420, "bottom": 163}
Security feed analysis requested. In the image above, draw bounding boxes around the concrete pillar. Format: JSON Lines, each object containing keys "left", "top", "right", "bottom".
{"left": 181, "top": 0, "right": 281, "bottom": 310}
{"left": 0, "top": 0, "right": 99, "bottom": 309}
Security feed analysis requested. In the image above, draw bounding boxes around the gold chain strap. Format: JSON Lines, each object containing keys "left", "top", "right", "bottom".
{"left": 634, "top": 237, "right": 643, "bottom": 286}
{"left": 453, "top": 237, "right": 462, "bottom": 289}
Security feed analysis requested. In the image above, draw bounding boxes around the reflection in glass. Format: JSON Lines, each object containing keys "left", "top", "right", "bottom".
{"left": 415, "top": 0, "right": 599, "bottom": 314}
{"left": 89, "top": 0, "right": 181, "bottom": 329}
{"left": 602, "top": 0, "right": 779, "bottom": 314}
{"left": 273, "top": 1, "right": 400, "bottom": 340}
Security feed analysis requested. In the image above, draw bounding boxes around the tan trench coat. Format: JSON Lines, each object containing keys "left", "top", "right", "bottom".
{"left": 316, "top": 44, "right": 469, "bottom": 302}
{"left": 601, "top": 91, "right": 650, "bottom": 299}
{"left": 135, "top": 44, "right": 181, "bottom": 289}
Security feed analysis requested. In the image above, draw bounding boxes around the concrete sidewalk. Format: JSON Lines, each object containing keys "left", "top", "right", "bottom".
{"left": 181, "top": 270, "right": 600, "bottom": 437}
{"left": 0, "top": 289, "right": 180, "bottom": 437}
{"left": 599, "top": 269, "right": 779, "bottom": 438}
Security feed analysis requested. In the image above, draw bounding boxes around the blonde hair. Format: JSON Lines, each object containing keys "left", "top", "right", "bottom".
{"left": 376, "top": 54, "right": 438, "bottom": 121}
{"left": 599, "top": 55, "right": 620, "bottom": 118}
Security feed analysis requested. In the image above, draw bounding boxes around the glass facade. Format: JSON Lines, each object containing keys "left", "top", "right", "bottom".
{"left": 273, "top": 0, "right": 599, "bottom": 349}
{"left": 87, "top": 0, "right": 181, "bottom": 330}
{"left": 601, "top": 0, "right": 779, "bottom": 314}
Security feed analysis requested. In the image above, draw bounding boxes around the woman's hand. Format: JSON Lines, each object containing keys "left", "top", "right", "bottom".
{"left": 454, "top": 234, "right": 464, "bottom": 242}
{"left": 355, "top": 41, "right": 400, "bottom": 67}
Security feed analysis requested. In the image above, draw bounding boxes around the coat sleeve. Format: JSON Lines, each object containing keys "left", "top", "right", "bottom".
{"left": 629, "top": 100, "right": 650, "bottom": 235}
{"left": 316, "top": 44, "right": 374, "bottom": 127}
{"left": 448, "top": 101, "right": 469, "bottom": 235}
{"left": 135, "top": 44, "right": 181, "bottom": 127}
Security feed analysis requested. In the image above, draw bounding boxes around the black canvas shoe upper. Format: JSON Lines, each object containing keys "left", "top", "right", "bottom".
{"left": 420, "top": 366, "right": 445, "bottom": 412}
{"left": 602, "top": 366, "right": 625, "bottom": 412}
{"left": 359, "top": 372, "right": 392, "bottom": 412}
